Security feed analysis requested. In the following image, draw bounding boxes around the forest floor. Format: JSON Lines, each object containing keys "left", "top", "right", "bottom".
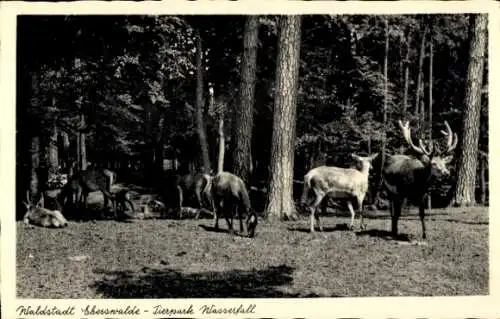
{"left": 17, "top": 189, "right": 488, "bottom": 298}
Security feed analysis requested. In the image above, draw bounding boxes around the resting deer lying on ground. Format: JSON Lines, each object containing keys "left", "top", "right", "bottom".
{"left": 382, "top": 120, "right": 458, "bottom": 240}
{"left": 23, "top": 191, "right": 68, "bottom": 228}
{"left": 208, "top": 172, "right": 258, "bottom": 238}
{"left": 301, "top": 153, "right": 379, "bottom": 233}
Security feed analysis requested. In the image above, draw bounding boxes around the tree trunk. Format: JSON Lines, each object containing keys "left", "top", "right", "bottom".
{"left": 195, "top": 32, "right": 211, "bottom": 174}
{"left": 399, "top": 36, "right": 403, "bottom": 92}
{"left": 428, "top": 40, "right": 433, "bottom": 139}
{"left": 232, "top": 15, "right": 259, "bottom": 184}
{"left": 142, "top": 102, "right": 156, "bottom": 181}
{"left": 427, "top": 38, "right": 434, "bottom": 210}
{"left": 453, "top": 14, "right": 487, "bottom": 207}
{"left": 212, "top": 85, "right": 225, "bottom": 174}
{"left": 480, "top": 153, "right": 487, "bottom": 205}
{"left": 76, "top": 130, "right": 81, "bottom": 170}
{"left": 403, "top": 31, "right": 411, "bottom": 116}
{"left": 373, "top": 18, "right": 389, "bottom": 205}
{"left": 78, "top": 113, "right": 87, "bottom": 171}
{"left": 47, "top": 121, "right": 59, "bottom": 181}
{"left": 218, "top": 118, "right": 225, "bottom": 174}
{"left": 265, "top": 15, "right": 301, "bottom": 221}
{"left": 154, "top": 113, "right": 166, "bottom": 179}
{"left": 415, "top": 27, "right": 427, "bottom": 117}
{"left": 60, "top": 131, "right": 70, "bottom": 170}
{"left": 29, "top": 135, "right": 41, "bottom": 201}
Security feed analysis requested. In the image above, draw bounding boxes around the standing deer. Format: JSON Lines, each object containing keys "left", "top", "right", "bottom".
{"left": 165, "top": 172, "right": 214, "bottom": 219}
{"left": 301, "top": 153, "right": 379, "bottom": 233}
{"left": 59, "top": 168, "right": 117, "bottom": 219}
{"left": 382, "top": 120, "right": 458, "bottom": 240}
{"left": 23, "top": 191, "right": 68, "bottom": 228}
{"left": 209, "top": 172, "right": 258, "bottom": 238}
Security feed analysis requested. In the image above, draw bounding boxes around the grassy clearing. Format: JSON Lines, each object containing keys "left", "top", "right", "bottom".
{"left": 17, "top": 203, "right": 488, "bottom": 298}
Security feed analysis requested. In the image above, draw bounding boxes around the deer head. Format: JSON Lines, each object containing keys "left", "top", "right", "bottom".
{"left": 351, "top": 153, "right": 379, "bottom": 173}
{"left": 398, "top": 120, "right": 458, "bottom": 177}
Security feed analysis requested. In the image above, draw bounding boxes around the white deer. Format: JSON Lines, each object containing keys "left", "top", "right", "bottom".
{"left": 301, "top": 153, "right": 378, "bottom": 233}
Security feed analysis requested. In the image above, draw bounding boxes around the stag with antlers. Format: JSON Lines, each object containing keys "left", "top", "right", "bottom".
{"left": 382, "top": 120, "right": 458, "bottom": 240}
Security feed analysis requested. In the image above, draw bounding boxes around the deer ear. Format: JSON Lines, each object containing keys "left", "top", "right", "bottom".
{"left": 351, "top": 154, "right": 360, "bottom": 161}
{"left": 443, "top": 155, "right": 453, "bottom": 164}
{"left": 370, "top": 153, "right": 379, "bottom": 161}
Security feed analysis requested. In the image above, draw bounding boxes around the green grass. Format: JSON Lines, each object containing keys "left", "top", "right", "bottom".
{"left": 17, "top": 204, "right": 488, "bottom": 298}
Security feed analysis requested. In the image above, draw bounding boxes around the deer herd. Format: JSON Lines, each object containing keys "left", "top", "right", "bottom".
{"left": 22, "top": 120, "right": 458, "bottom": 241}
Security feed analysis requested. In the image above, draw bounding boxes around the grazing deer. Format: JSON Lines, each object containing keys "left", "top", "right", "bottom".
{"left": 59, "top": 168, "right": 117, "bottom": 219}
{"left": 209, "top": 172, "right": 258, "bottom": 238}
{"left": 302, "top": 153, "right": 379, "bottom": 233}
{"left": 23, "top": 191, "right": 68, "bottom": 228}
{"left": 383, "top": 120, "right": 458, "bottom": 240}
{"left": 171, "top": 172, "right": 214, "bottom": 219}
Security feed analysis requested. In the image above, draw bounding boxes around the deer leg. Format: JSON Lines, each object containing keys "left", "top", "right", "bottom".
{"left": 194, "top": 186, "right": 202, "bottom": 220}
{"left": 317, "top": 199, "right": 327, "bottom": 232}
{"left": 177, "top": 185, "right": 184, "bottom": 219}
{"left": 195, "top": 186, "right": 203, "bottom": 209}
{"left": 103, "top": 192, "right": 109, "bottom": 212}
{"left": 238, "top": 200, "right": 245, "bottom": 233}
{"left": 102, "top": 191, "right": 115, "bottom": 219}
{"left": 214, "top": 198, "right": 221, "bottom": 230}
{"left": 391, "top": 198, "right": 403, "bottom": 239}
{"left": 213, "top": 205, "right": 219, "bottom": 229}
{"left": 79, "top": 188, "right": 87, "bottom": 220}
{"left": 389, "top": 199, "right": 394, "bottom": 218}
{"left": 83, "top": 193, "right": 89, "bottom": 220}
{"left": 309, "top": 192, "right": 324, "bottom": 233}
{"left": 232, "top": 203, "right": 238, "bottom": 234}
{"left": 347, "top": 201, "right": 356, "bottom": 230}
{"left": 208, "top": 193, "right": 216, "bottom": 222}
{"left": 309, "top": 206, "right": 316, "bottom": 233}
{"left": 73, "top": 189, "right": 81, "bottom": 221}
{"left": 126, "top": 199, "right": 134, "bottom": 214}
{"left": 225, "top": 205, "right": 234, "bottom": 235}
{"left": 419, "top": 199, "right": 427, "bottom": 240}
{"left": 358, "top": 197, "right": 366, "bottom": 231}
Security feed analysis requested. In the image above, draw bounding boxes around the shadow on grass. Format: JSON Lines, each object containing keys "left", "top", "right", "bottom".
{"left": 198, "top": 224, "right": 249, "bottom": 238}
{"left": 287, "top": 223, "right": 352, "bottom": 233}
{"left": 298, "top": 207, "right": 460, "bottom": 221}
{"left": 439, "top": 219, "right": 488, "bottom": 226}
{"left": 91, "top": 264, "right": 298, "bottom": 298}
{"left": 355, "top": 229, "right": 411, "bottom": 242}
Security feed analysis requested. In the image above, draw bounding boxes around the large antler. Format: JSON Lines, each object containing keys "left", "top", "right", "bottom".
{"left": 398, "top": 120, "right": 433, "bottom": 156}
{"left": 440, "top": 121, "right": 458, "bottom": 153}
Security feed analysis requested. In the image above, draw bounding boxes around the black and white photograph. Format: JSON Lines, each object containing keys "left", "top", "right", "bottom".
{"left": 1, "top": 1, "right": 499, "bottom": 318}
